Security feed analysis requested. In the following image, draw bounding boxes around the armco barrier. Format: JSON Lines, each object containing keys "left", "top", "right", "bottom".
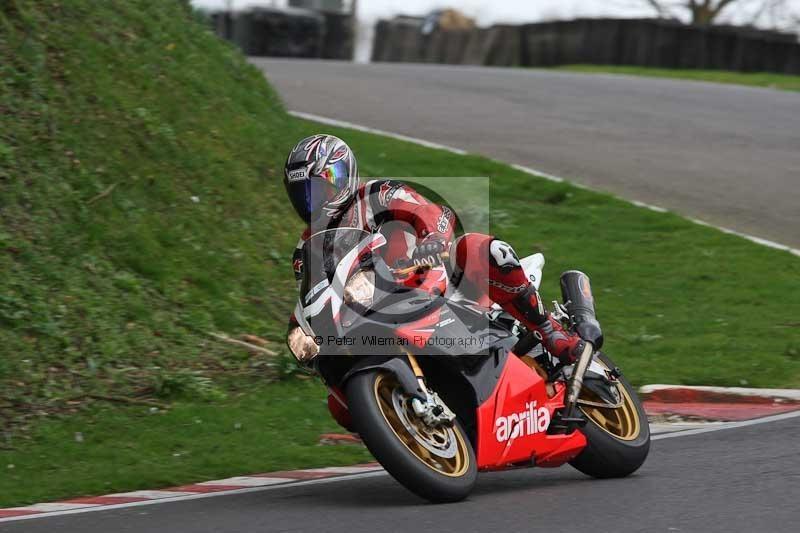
{"left": 462, "top": 28, "right": 491, "bottom": 65}
{"left": 558, "top": 20, "right": 589, "bottom": 65}
{"left": 210, "top": 11, "right": 233, "bottom": 41}
{"left": 228, "top": 8, "right": 324, "bottom": 57}
{"left": 618, "top": 19, "right": 652, "bottom": 66}
{"left": 485, "top": 25, "right": 521, "bottom": 67}
{"left": 582, "top": 19, "right": 623, "bottom": 65}
{"left": 705, "top": 29, "right": 737, "bottom": 70}
{"left": 387, "top": 20, "right": 425, "bottom": 62}
{"left": 371, "top": 19, "right": 390, "bottom": 62}
{"left": 785, "top": 44, "right": 800, "bottom": 74}
{"left": 520, "top": 22, "right": 558, "bottom": 66}
{"left": 421, "top": 30, "right": 445, "bottom": 63}
{"left": 210, "top": 7, "right": 353, "bottom": 60}
{"left": 372, "top": 17, "right": 800, "bottom": 75}
{"left": 321, "top": 13, "right": 353, "bottom": 60}
{"left": 442, "top": 30, "right": 470, "bottom": 64}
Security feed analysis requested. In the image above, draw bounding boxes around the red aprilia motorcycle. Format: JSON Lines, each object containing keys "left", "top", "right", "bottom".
{"left": 288, "top": 228, "right": 649, "bottom": 503}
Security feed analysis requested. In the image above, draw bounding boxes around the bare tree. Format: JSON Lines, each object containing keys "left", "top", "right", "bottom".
{"left": 642, "top": 0, "right": 798, "bottom": 27}
{"left": 643, "top": 0, "right": 742, "bottom": 25}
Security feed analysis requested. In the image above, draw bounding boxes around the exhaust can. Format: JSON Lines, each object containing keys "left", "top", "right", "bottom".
{"left": 559, "top": 270, "right": 603, "bottom": 349}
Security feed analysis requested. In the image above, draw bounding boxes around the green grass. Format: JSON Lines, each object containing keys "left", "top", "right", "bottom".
{"left": 302, "top": 119, "right": 800, "bottom": 389}
{"left": 1, "top": 0, "right": 306, "bottom": 422}
{"left": 0, "top": 379, "right": 371, "bottom": 506}
{"left": 555, "top": 65, "right": 800, "bottom": 92}
{"left": 1, "top": 0, "right": 799, "bottom": 508}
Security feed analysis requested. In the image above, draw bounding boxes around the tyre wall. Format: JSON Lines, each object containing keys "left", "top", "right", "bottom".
{"left": 372, "top": 17, "right": 800, "bottom": 74}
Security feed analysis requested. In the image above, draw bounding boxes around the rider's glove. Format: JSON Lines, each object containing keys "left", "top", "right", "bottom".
{"left": 412, "top": 235, "right": 447, "bottom": 266}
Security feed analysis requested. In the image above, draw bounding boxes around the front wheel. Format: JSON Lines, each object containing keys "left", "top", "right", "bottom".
{"left": 345, "top": 370, "right": 477, "bottom": 503}
{"left": 569, "top": 352, "right": 650, "bottom": 478}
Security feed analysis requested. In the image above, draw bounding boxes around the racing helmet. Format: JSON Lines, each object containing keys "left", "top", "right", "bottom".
{"left": 284, "top": 135, "right": 359, "bottom": 223}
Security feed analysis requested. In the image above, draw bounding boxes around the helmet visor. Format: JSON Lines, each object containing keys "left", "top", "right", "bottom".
{"left": 287, "top": 176, "right": 342, "bottom": 223}
{"left": 318, "top": 160, "right": 350, "bottom": 185}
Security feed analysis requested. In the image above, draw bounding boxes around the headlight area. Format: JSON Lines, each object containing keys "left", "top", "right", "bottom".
{"left": 343, "top": 270, "right": 375, "bottom": 307}
{"left": 288, "top": 326, "right": 319, "bottom": 364}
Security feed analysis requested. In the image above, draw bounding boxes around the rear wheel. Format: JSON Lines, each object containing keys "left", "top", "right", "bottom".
{"left": 345, "top": 370, "right": 477, "bottom": 503}
{"left": 569, "top": 352, "right": 650, "bottom": 478}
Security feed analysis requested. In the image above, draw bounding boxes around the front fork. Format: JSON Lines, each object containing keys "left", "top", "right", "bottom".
{"left": 549, "top": 341, "right": 595, "bottom": 433}
{"left": 406, "top": 352, "right": 456, "bottom": 427}
{"left": 565, "top": 342, "right": 595, "bottom": 412}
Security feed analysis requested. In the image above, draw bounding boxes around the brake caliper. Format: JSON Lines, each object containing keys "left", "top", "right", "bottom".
{"left": 411, "top": 392, "right": 456, "bottom": 428}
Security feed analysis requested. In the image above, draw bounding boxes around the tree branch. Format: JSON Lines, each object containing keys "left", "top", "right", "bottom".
{"left": 207, "top": 332, "right": 278, "bottom": 356}
{"left": 86, "top": 183, "right": 117, "bottom": 205}
{"left": 70, "top": 394, "right": 171, "bottom": 409}
{"left": 644, "top": 0, "right": 669, "bottom": 16}
{"left": 744, "top": 0, "right": 783, "bottom": 26}
{"left": 711, "top": 0, "right": 742, "bottom": 19}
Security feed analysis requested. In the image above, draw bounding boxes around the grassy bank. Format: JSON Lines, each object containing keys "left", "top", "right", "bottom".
{"left": 1, "top": 0, "right": 306, "bottom": 423}
{"left": 1, "top": 0, "right": 798, "bottom": 508}
{"left": 555, "top": 65, "right": 800, "bottom": 92}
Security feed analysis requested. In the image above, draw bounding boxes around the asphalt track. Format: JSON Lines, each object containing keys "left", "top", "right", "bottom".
{"left": 6, "top": 416, "right": 799, "bottom": 533}
{"left": 252, "top": 59, "right": 800, "bottom": 248}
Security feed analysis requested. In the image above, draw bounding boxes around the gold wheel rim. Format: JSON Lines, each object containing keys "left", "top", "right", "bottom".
{"left": 579, "top": 362, "right": 641, "bottom": 441}
{"left": 373, "top": 373, "right": 470, "bottom": 477}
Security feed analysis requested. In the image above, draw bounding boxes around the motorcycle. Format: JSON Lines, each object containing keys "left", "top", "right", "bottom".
{"left": 287, "top": 227, "right": 650, "bottom": 503}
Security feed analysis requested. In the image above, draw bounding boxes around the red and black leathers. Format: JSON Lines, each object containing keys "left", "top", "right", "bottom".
{"left": 451, "top": 233, "right": 585, "bottom": 363}
{"left": 292, "top": 180, "right": 456, "bottom": 282}
{"left": 291, "top": 179, "right": 585, "bottom": 364}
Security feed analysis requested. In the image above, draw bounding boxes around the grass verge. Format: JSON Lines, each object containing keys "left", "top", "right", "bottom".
{"left": 0, "top": 379, "right": 371, "bottom": 507}
{"left": 555, "top": 64, "right": 800, "bottom": 92}
{"left": 1, "top": 0, "right": 798, "bottom": 508}
{"left": 292, "top": 117, "right": 800, "bottom": 390}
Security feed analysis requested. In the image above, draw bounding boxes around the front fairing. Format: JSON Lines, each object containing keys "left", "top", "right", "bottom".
{"left": 296, "top": 228, "right": 375, "bottom": 343}
{"left": 296, "top": 226, "right": 519, "bottom": 357}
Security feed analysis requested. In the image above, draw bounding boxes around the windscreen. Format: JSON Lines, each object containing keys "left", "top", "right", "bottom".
{"left": 299, "top": 228, "right": 370, "bottom": 311}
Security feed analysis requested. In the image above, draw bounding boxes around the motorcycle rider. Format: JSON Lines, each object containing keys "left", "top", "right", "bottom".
{"left": 284, "top": 134, "right": 586, "bottom": 364}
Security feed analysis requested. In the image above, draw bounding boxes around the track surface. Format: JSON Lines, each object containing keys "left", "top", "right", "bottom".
{"left": 253, "top": 59, "right": 800, "bottom": 248}
{"left": 7, "top": 417, "right": 799, "bottom": 533}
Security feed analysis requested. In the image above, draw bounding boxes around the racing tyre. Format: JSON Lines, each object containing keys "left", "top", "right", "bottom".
{"left": 345, "top": 370, "right": 477, "bottom": 503}
{"left": 569, "top": 352, "right": 650, "bottom": 478}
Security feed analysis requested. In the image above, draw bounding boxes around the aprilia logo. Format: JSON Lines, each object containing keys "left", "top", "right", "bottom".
{"left": 495, "top": 401, "right": 551, "bottom": 442}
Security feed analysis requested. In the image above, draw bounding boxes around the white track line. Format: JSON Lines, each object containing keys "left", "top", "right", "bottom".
{"left": 4, "top": 411, "right": 799, "bottom": 524}
{"left": 289, "top": 110, "right": 468, "bottom": 155}
{"left": 688, "top": 217, "right": 800, "bottom": 256}
{"left": 651, "top": 409, "right": 800, "bottom": 440}
{"left": 0, "top": 471, "right": 388, "bottom": 523}
{"left": 18, "top": 502, "right": 101, "bottom": 512}
{"left": 198, "top": 476, "right": 295, "bottom": 487}
{"left": 510, "top": 163, "right": 564, "bottom": 183}
{"left": 290, "top": 110, "right": 800, "bottom": 258}
{"left": 640, "top": 384, "right": 800, "bottom": 401}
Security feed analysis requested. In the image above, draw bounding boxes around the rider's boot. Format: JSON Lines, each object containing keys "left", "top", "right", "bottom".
{"left": 453, "top": 234, "right": 585, "bottom": 364}
{"left": 504, "top": 286, "right": 585, "bottom": 364}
